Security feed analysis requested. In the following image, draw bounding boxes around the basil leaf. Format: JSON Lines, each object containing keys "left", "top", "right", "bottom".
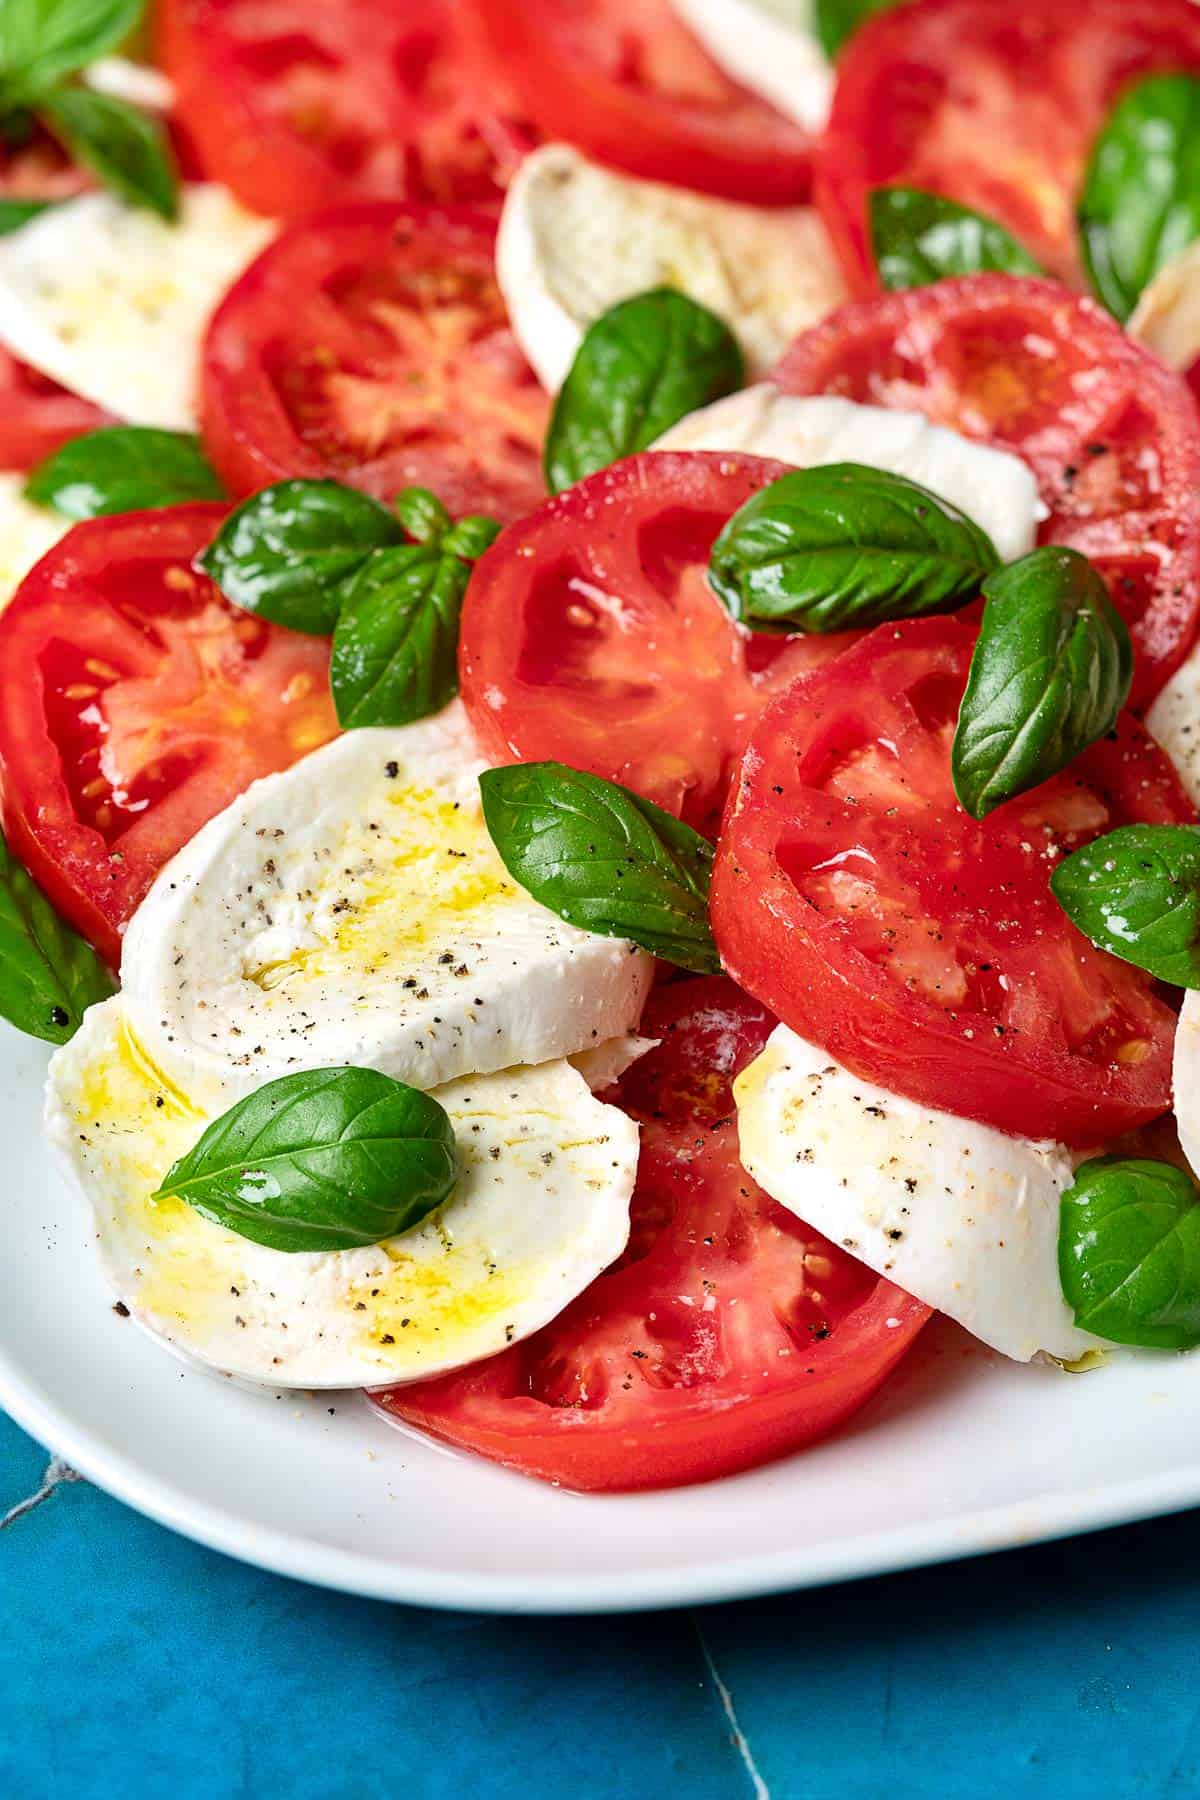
{"left": 1080, "top": 72, "right": 1200, "bottom": 324}
{"left": 153, "top": 1066, "right": 457, "bottom": 1254}
{"left": 199, "top": 480, "right": 403, "bottom": 635}
{"left": 708, "top": 462, "right": 1000, "bottom": 634}
{"left": 544, "top": 288, "right": 743, "bottom": 495}
{"left": 480, "top": 761, "right": 719, "bottom": 973}
{"left": 869, "top": 186, "right": 1042, "bottom": 291}
{"left": 1050, "top": 823, "right": 1200, "bottom": 988}
{"left": 0, "top": 830, "right": 112, "bottom": 1042}
{"left": 951, "top": 546, "right": 1132, "bottom": 820}
{"left": 0, "top": 0, "right": 142, "bottom": 108}
{"left": 1059, "top": 1156, "right": 1200, "bottom": 1351}
{"left": 25, "top": 426, "right": 223, "bottom": 519}
{"left": 814, "top": 0, "right": 900, "bottom": 58}
{"left": 0, "top": 195, "right": 55, "bottom": 234}
{"left": 41, "top": 86, "right": 177, "bottom": 220}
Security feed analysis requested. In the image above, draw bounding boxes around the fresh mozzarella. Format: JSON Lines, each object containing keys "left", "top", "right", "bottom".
{"left": 570, "top": 1036, "right": 658, "bottom": 1093}
{"left": 654, "top": 387, "right": 1043, "bottom": 564}
{"left": 1172, "top": 994, "right": 1200, "bottom": 1178}
{"left": 0, "top": 476, "right": 67, "bottom": 609}
{"left": 120, "top": 702, "right": 653, "bottom": 1103}
{"left": 669, "top": 0, "right": 833, "bottom": 133}
{"left": 1130, "top": 241, "right": 1200, "bottom": 373}
{"left": 0, "top": 185, "right": 275, "bottom": 430}
{"left": 734, "top": 1025, "right": 1099, "bottom": 1362}
{"left": 46, "top": 996, "right": 639, "bottom": 1388}
{"left": 83, "top": 56, "right": 175, "bottom": 111}
{"left": 497, "top": 143, "right": 846, "bottom": 390}
{"left": 1147, "top": 641, "right": 1200, "bottom": 807}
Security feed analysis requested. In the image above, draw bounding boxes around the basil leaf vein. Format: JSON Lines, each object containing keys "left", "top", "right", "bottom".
{"left": 0, "top": 0, "right": 142, "bottom": 108}
{"left": 869, "top": 186, "right": 1042, "bottom": 291}
{"left": 26, "top": 426, "right": 224, "bottom": 518}
{"left": 1059, "top": 1156, "right": 1200, "bottom": 1351}
{"left": 0, "top": 829, "right": 112, "bottom": 1042}
{"left": 479, "top": 762, "right": 720, "bottom": 973}
{"left": 1051, "top": 823, "right": 1200, "bottom": 987}
{"left": 42, "top": 84, "right": 177, "bottom": 220}
{"left": 153, "top": 1066, "right": 458, "bottom": 1253}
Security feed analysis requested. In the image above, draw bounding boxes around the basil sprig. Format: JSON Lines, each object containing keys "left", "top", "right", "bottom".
{"left": 479, "top": 762, "right": 719, "bottom": 973}
{"left": 154, "top": 1066, "right": 457, "bottom": 1254}
{"left": 1051, "top": 824, "right": 1200, "bottom": 988}
{"left": 26, "top": 426, "right": 224, "bottom": 518}
{"left": 708, "top": 463, "right": 999, "bottom": 634}
{"left": 331, "top": 491, "right": 499, "bottom": 729}
{"left": 0, "top": 830, "right": 112, "bottom": 1042}
{"left": 951, "top": 547, "right": 1132, "bottom": 820}
{"left": 1060, "top": 1157, "right": 1200, "bottom": 1351}
{"left": 1080, "top": 72, "right": 1200, "bottom": 323}
{"left": 813, "top": 0, "right": 900, "bottom": 57}
{"left": 0, "top": 1, "right": 177, "bottom": 219}
{"left": 544, "top": 288, "right": 743, "bottom": 495}
{"left": 870, "top": 187, "right": 1042, "bottom": 291}
{"left": 0, "top": 196, "right": 56, "bottom": 235}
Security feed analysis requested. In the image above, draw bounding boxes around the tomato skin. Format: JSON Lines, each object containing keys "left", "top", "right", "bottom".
{"left": 466, "top": 0, "right": 812, "bottom": 205}
{"left": 372, "top": 977, "right": 928, "bottom": 1492}
{"left": 775, "top": 275, "right": 1200, "bottom": 708}
{"left": 815, "top": 0, "right": 1200, "bottom": 295}
{"left": 0, "top": 350, "right": 113, "bottom": 472}
{"left": 712, "top": 616, "right": 1192, "bottom": 1148}
{"left": 0, "top": 504, "right": 337, "bottom": 965}
{"left": 200, "top": 202, "right": 548, "bottom": 524}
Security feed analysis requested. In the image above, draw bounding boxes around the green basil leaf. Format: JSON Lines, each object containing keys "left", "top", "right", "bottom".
{"left": 479, "top": 762, "right": 719, "bottom": 973}
{"left": 0, "top": 0, "right": 142, "bottom": 107}
{"left": 153, "top": 1066, "right": 457, "bottom": 1254}
{"left": 951, "top": 546, "right": 1132, "bottom": 820}
{"left": 0, "top": 830, "right": 112, "bottom": 1042}
{"left": 25, "top": 426, "right": 224, "bottom": 519}
{"left": 1050, "top": 823, "right": 1200, "bottom": 988}
{"left": 1080, "top": 72, "right": 1200, "bottom": 324}
{"left": 0, "top": 195, "right": 55, "bottom": 234}
{"left": 331, "top": 551, "right": 458, "bottom": 729}
{"left": 707, "top": 462, "right": 1000, "bottom": 634}
{"left": 813, "top": 0, "right": 900, "bottom": 58}
{"left": 869, "top": 186, "right": 1042, "bottom": 291}
{"left": 199, "top": 480, "right": 403, "bottom": 635}
{"left": 1059, "top": 1156, "right": 1200, "bottom": 1351}
{"left": 544, "top": 287, "right": 743, "bottom": 495}
{"left": 42, "top": 86, "right": 177, "bottom": 220}
{"left": 395, "top": 485, "right": 451, "bottom": 543}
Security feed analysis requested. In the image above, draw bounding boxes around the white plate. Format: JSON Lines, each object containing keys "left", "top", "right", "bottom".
{"left": 4, "top": 1019, "right": 1200, "bottom": 1614}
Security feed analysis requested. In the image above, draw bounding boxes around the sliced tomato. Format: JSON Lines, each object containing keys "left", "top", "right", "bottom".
{"left": 458, "top": 451, "right": 853, "bottom": 828}
{"left": 466, "top": 0, "right": 812, "bottom": 204}
{"left": 0, "top": 349, "right": 113, "bottom": 471}
{"left": 156, "top": 0, "right": 534, "bottom": 221}
{"left": 372, "top": 977, "right": 929, "bottom": 1492}
{"left": 774, "top": 275, "right": 1200, "bottom": 708}
{"left": 815, "top": 0, "right": 1200, "bottom": 294}
{"left": 712, "top": 616, "right": 1192, "bottom": 1147}
{"left": 200, "top": 202, "right": 548, "bottom": 524}
{"left": 0, "top": 505, "right": 337, "bottom": 965}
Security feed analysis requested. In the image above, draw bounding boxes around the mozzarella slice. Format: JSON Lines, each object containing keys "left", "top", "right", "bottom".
{"left": 497, "top": 143, "right": 846, "bottom": 390}
{"left": 120, "top": 701, "right": 653, "bottom": 1103}
{"left": 1172, "top": 993, "right": 1200, "bottom": 1178}
{"left": 0, "top": 475, "right": 67, "bottom": 608}
{"left": 669, "top": 0, "right": 833, "bottom": 133}
{"left": 654, "top": 387, "right": 1043, "bottom": 564}
{"left": 47, "top": 995, "right": 638, "bottom": 1388}
{"left": 83, "top": 56, "right": 175, "bottom": 112}
{"left": 1146, "top": 641, "right": 1200, "bottom": 806}
{"left": 0, "top": 185, "right": 275, "bottom": 430}
{"left": 1130, "top": 241, "right": 1200, "bottom": 373}
{"left": 735, "top": 1025, "right": 1099, "bottom": 1362}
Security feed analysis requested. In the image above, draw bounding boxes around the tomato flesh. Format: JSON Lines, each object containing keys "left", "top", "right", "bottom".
{"left": 372, "top": 977, "right": 929, "bottom": 1492}
{"left": 712, "top": 616, "right": 1193, "bottom": 1146}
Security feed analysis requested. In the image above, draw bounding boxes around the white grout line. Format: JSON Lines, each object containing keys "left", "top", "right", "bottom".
{"left": 0, "top": 1456, "right": 81, "bottom": 1531}
{"left": 694, "top": 1618, "right": 771, "bottom": 1800}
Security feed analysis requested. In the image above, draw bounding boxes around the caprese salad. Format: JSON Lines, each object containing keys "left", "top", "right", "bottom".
{"left": 3, "top": 0, "right": 1200, "bottom": 1495}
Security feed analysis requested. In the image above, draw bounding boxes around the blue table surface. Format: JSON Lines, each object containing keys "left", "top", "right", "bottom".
{"left": 4, "top": 1407, "right": 1199, "bottom": 1800}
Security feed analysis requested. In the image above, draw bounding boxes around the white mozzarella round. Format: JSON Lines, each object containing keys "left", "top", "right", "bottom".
{"left": 46, "top": 996, "right": 639, "bottom": 1389}
{"left": 83, "top": 56, "right": 175, "bottom": 111}
{"left": 1130, "top": 241, "right": 1200, "bottom": 373}
{"left": 1147, "top": 640, "right": 1200, "bottom": 807}
{"left": 1172, "top": 993, "right": 1200, "bottom": 1178}
{"left": 497, "top": 143, "right": 846, "bottom": 390}
{"left": 120, "top": 702, "right": 653, "bottom": 1103}
{"left": 653, "top": 387, "right": 1043, "bottom": 564}
{"left": 734, "top": 1025, "right": 1100, "bottom": 1362}
{"left": 0, "top": 185, "right": 275, "bottom": 430}
{"left": 0, "top": 476, "right": 67, "bottom": 609}
{"left": 669, "top": 0, "right": 833, "bottom": 133}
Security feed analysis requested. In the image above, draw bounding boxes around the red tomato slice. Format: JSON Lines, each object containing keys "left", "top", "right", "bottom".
{"left": 466, "top": 0, "right": 812, "bottom": 204}
{"left": 156, "top": 0, "right": 534, "bottom": 221}
{"left": 774, "top": 275, "right": 1200, "bottom": 708}
{"left": 458, "top": 451, "right": 852, "bottom": 828}
{"left": 0, "top": 504, "right": 337, "bottom": 966}
{"left": 0, "top": 349, "right": 113, "bottom": 471}
{"left": 200, "top": 202, "right": 548, "bottom": 524}
{"left": 815, "top": 0, "right": 1200, "bottom": 294}
{"left": 371, "top": 977, "right": 929, "bottom": 1492}
{"left": 712, "top": 616, "right": 1193, "bottom": 1148}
